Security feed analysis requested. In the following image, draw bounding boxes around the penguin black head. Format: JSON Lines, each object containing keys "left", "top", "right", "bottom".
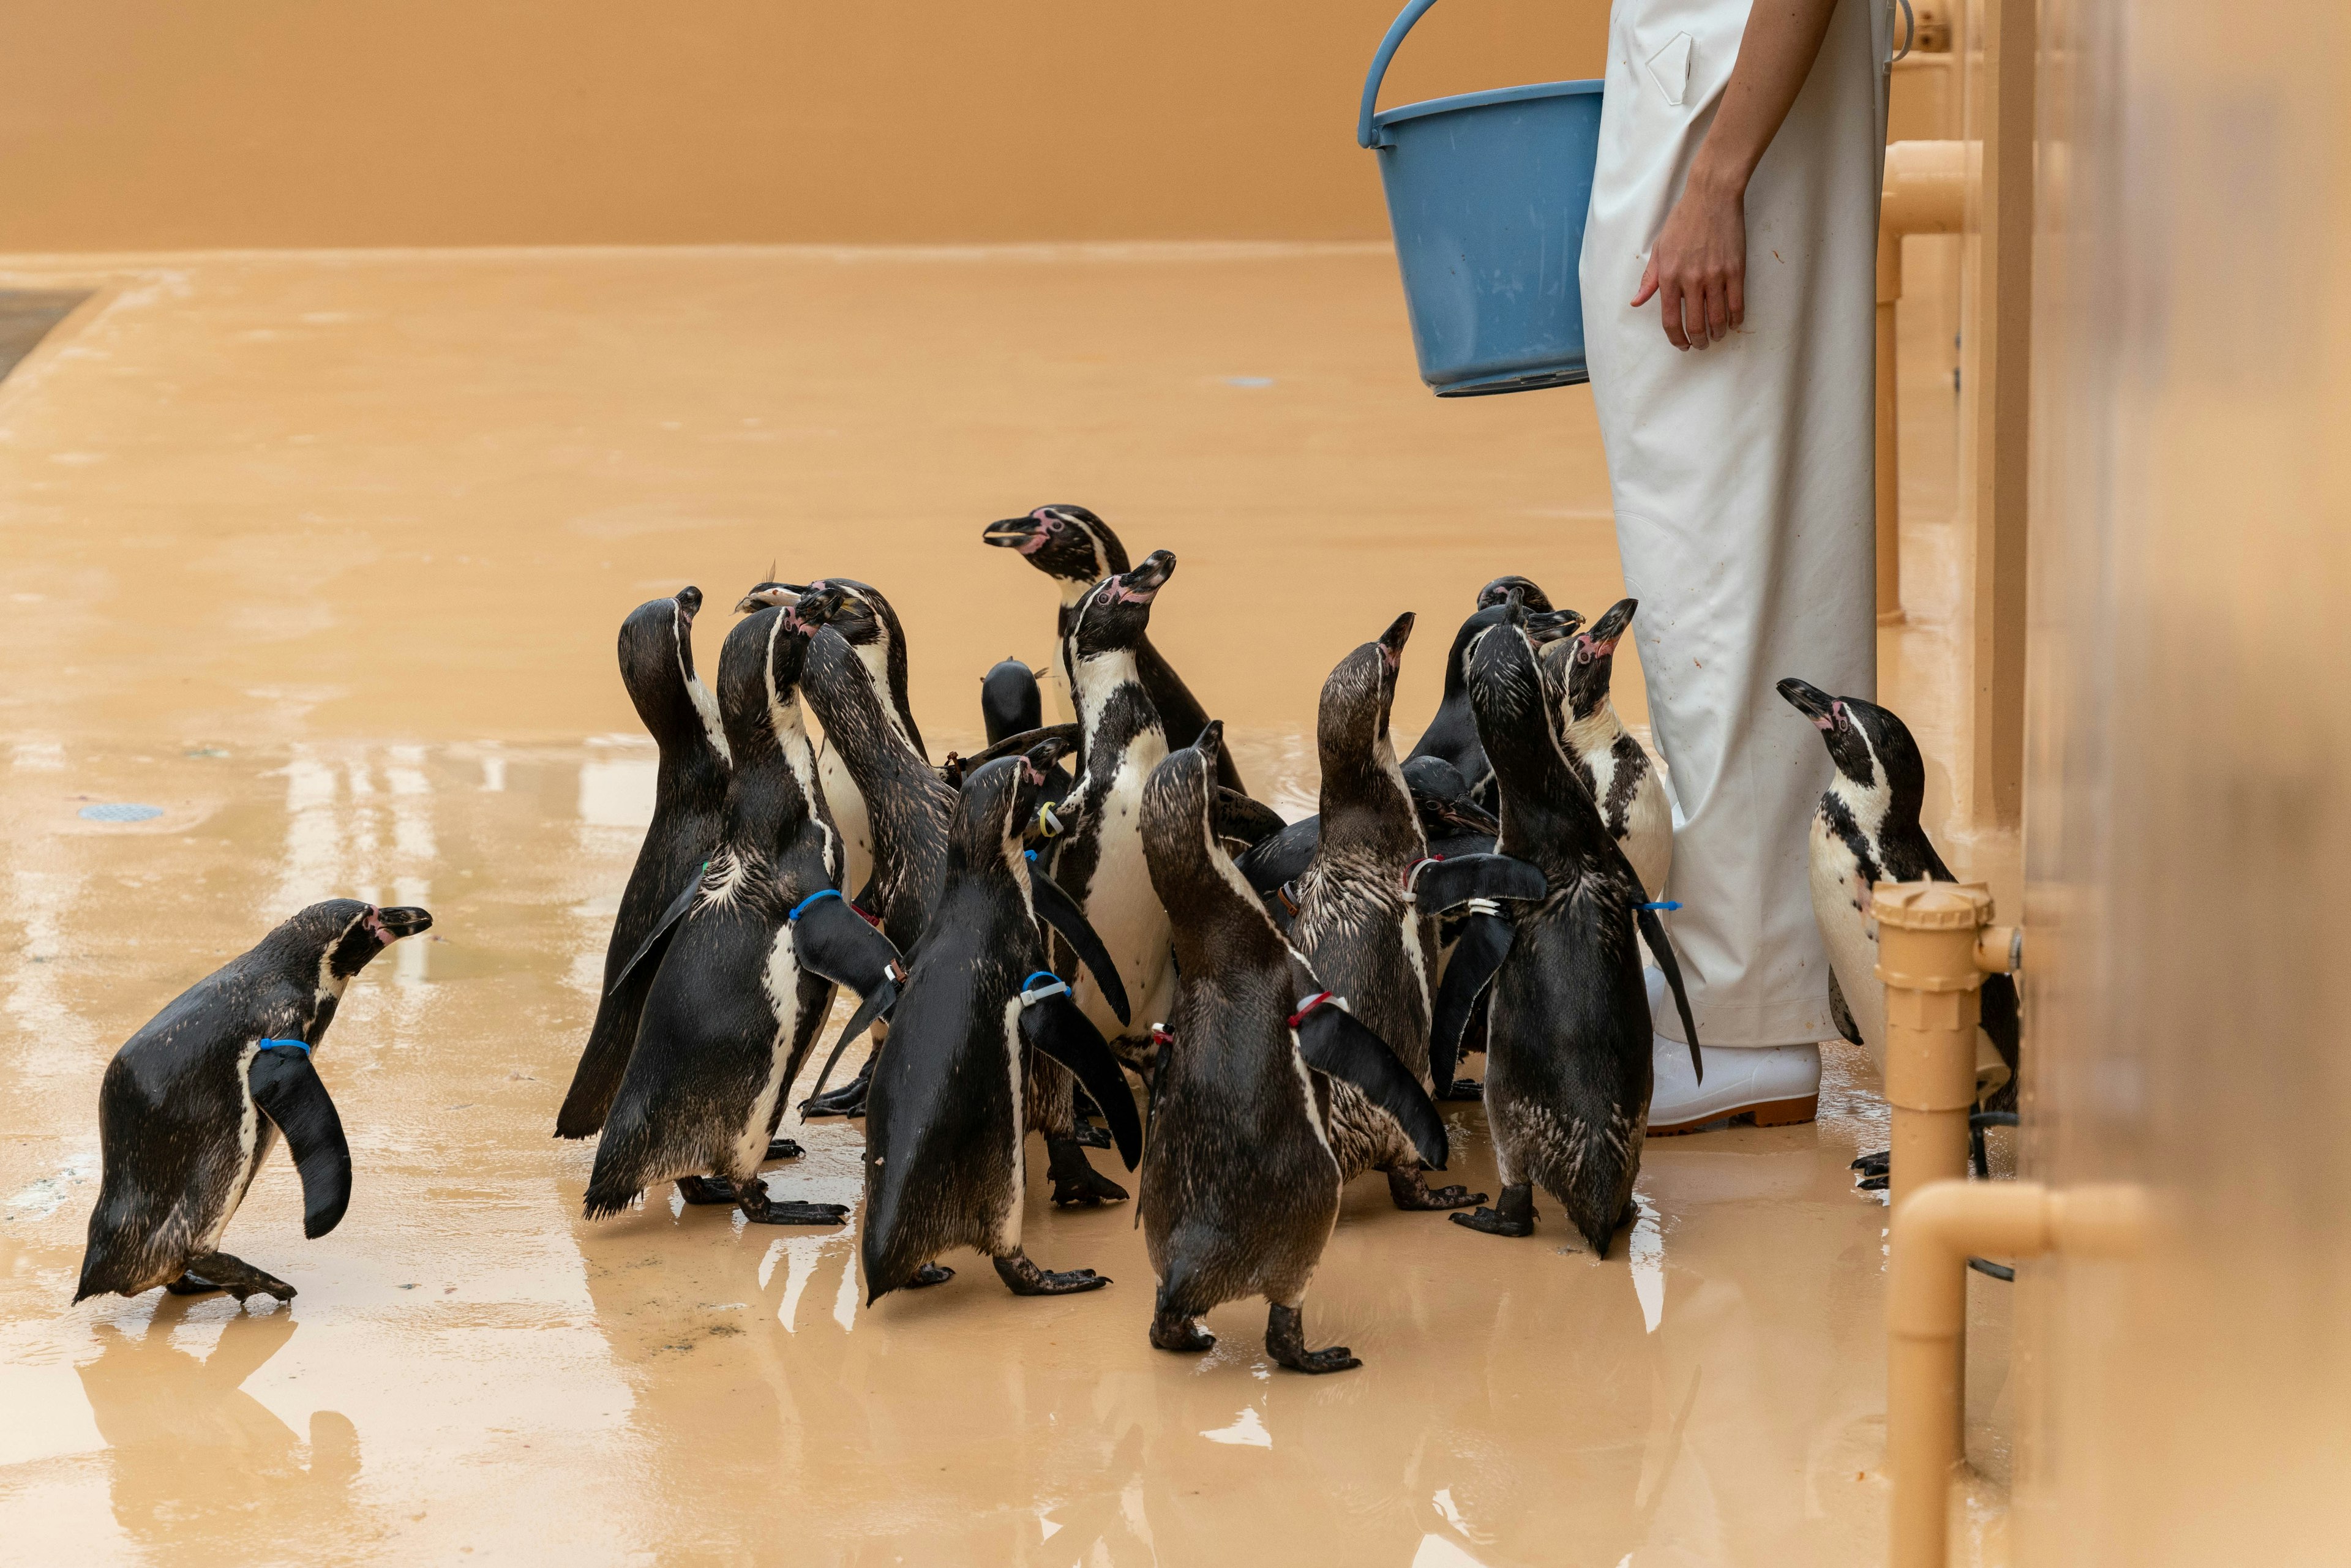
{"left": 1475, "top": 575, "right": 1555, "bottom": 615}
{"left": 716, "top": 606, "right": 812, "bottom": 759}
{"left": 1401, "top": 754, "right": 1497, "bottom": 835}
{"left": 1777, "top": 679, "right": 1925, "bottom": 813}
{"left": 617, "top": 588, "right": 720, "bottom": 752}
{"left": 791, "top": 579, "right": 899, "bottom": 651}
{"left": 1560, "top": 598, "right": 1636, "bottom": 723}
{"left": 277, "top": 898, "right": 433, "bottom": 982}
{"left": 948, "top": 737, "right": 1071, "bottom": 871}
{"left": 1467, "top": 599, "right": 1575, "bottom": 782}
{"left": 1068, "top": 550, "right": 1175, "bottom": 661}
{"left": 980, "top": 658, "right": 1044, "bottom": 745}
{"left": 982, "top": 505, "right": 1131, "bottom": 593}
{"left": 1140, "top": 722, "right": 1228, "bottom": 901}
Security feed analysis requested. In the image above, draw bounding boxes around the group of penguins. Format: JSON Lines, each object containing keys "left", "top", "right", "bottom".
{"left": 72, "top": 503, "right": 2018, "bottom": 1376}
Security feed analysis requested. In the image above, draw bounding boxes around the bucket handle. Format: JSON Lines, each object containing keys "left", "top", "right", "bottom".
{"left": 1357, "top": 0, "right": 1445, "bottom": 149}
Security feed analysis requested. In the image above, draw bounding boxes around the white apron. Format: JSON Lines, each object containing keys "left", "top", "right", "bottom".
{"left": 1580, "top": 0, "right": 1889, "bottom": 1046}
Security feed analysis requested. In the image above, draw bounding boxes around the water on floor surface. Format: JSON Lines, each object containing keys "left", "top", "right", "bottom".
{"left": 0, "top": 246, "right": 2007, "bottom": 1566}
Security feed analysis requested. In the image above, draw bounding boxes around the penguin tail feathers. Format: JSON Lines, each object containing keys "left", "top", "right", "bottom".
{"left": 580, "top": 1182, "right": 642, "bottom": 1222}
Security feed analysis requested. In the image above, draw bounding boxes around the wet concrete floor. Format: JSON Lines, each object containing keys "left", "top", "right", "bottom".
{"left": 0, "top": 246, "right": 2009, "bottom": 1565}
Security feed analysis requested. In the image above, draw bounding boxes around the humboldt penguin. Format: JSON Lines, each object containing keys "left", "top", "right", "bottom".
{"left": 749, "top": 578, "right": 923, "bottom": 901}
{"left": 1531, "top": 599, "right": 1672, "bottom": 898}
{"left": 1405, "top": 579, "right": 1574, "bottom": 811}
{"left": 1235, "top": 754, "right": 1498, "bottom": 910}
{"left": 978, "top": 656, "right": 1074, "bottom": 805}
{"left": 860, "top": 745, "right": 1144, "bottom": 1302}
{"left": 581, "top": 608, "right": 906, "bottom": 1225}
{"left": 980, "top": 504, "right": 1246, "bottom": 795}
{"left": 1450, "top": 603, "right": 1701, "bottom": 1253}
{"left": 76, "top": 900, "right": 433, "bottom": 1304}
{"left": 1138, "top": 724, "right": 1450, "bottom": 1371}
{"left": 1775, "top": 678, "right": 2022, "bottom": 1179}
{"left": 1287, "top": 612, "right": 1545, "bottom": 1211}
{"left": 555, "top": 588, "right": 731, "bottom": 1140}
{"left": 1048, "top": 549, "right": 1183, "bottom": 1065}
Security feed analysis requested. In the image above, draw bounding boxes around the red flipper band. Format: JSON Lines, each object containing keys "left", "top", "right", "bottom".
{"left": 1286, "top": 991, "right": 1341, "bottom": 1029}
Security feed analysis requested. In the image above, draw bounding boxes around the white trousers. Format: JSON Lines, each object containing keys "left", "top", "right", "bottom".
{"left": 1580, "top": 0, "right": 1888, "bottom": 1046}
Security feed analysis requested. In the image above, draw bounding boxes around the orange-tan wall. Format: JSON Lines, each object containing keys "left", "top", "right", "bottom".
{"left": 0, "top": 1, "right": 1603, "bottom": 251}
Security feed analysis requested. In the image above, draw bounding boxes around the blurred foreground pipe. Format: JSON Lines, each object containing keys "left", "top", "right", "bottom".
{"left": 1889, "top": 1180, "right": 2149, "bottom": 1568}
{"left": 1873, "top": 878, "right": 2014, "bottom": 1216}
{"left": 1875, "top": 140, "right": 1971, "bottom": 624}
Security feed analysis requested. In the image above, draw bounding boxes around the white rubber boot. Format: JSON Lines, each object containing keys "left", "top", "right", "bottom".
{"left": 1644, "top": 968, "right": 1822, "bottom": 1136}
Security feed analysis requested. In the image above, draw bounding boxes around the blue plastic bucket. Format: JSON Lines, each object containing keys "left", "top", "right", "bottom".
{"left": 1359, "top": 0, "right": 1605, "bottom": 397}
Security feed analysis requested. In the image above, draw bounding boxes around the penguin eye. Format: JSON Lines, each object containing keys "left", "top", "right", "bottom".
{"left": 1046, "top": 514, "right": 1065, "bottom": 533}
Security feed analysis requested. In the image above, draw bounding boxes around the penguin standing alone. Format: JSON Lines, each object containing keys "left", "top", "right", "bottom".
{"left": 77, "top": 899, "right": 433, "bottom": 1303}
{"left": 1287, "top": 612, "right": 1545, "bottom": 1212}
{"left": 859, "top": 745, "right": 1143, "bottom": 1302}
{"left": 1451, "top": 604, "right": 1701, "bottom": 1251}
{"left": 1531, "top": 599, "right": 1672, "bottom": 898}
{"left": 582, "top": 607, "right": 907, "bottom": 1226}
{"left": 980, "top": 505, "right": 1247, "bottom": 795}
{"left": 556, "top": 588, "right": 731, "bottom": 1140}
{"left": 1775, "top": 679, "right": 2020, "bottom": 1150}
{"left": 1138, "top": 724, "right": 1451, "bottom": 1371}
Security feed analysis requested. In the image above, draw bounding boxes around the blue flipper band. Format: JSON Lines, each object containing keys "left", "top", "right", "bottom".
{"left": 1641, "top": 901, "right": 1682, "bottom": 912}
{"left": 1019, "top": 972, "right": 1069, "bottom": 1007}
{"left": 788, "top": 889, "right": 844, "bottom": 923}
{"left": 1026, "top": 849, "right": 1038, "bottom": 862}
{"left": 257, "top": 1038, "right": 311, "bottom": 1055}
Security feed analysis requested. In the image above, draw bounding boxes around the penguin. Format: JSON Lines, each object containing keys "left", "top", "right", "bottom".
{"left": 1405, "top": 579, "right": 1577, "bottom": 811}
{"left": 1046, "top": 549, "right": 1183, "bottom": 1067}
{"left": 1137, "top": 722, "right": 1452, "bottom": 1371}
{"left": 790, "top": 609, "right": 956, "bottom": 1119}
{"left": 980, "top": 504, "right": 1247, "bottom": 795}
{"left": 1530, "top": 599, "right": 1673, "bottom": 898}
{"left": 1235, "top": 752, "right": 1498, "bottom": 913}
{"left": 1774, "top": 678, "right": 2022, "bottom": 1182}
{"left": 582, "top": 607, "right": 907, "bottom": 1226}
{"left": 1286, "top": 612, "right": 1547, "bottom": 1212}
{"left": 860, "top": 745, "right": 1145, "bottom": 1302}
{"left": 747, "top": 578, "right": 923, "bottom": 902}
{"left": 978, "top": 656, "right": 1074, "bottom": 805}
{"left": 555, "top": 588, "right": 731, "bottom": 1141}
{"left": 1449, "top": 602, "right": 1701, "bottom": 1253}
{"left": 76, "top": 900, "right": 433, "bottom": 1304}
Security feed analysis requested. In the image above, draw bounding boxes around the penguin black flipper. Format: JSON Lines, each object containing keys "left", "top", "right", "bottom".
{"left": 1637, "top": 905, "right": 1703, "bottom": 1083}
{"left": 1235, "top": 819, "right": 1319, "bottom": 894}
{"left": 607, "top": 870, "right": 705, "bottom": 998}
{"left": 1430, "top": 912, "right": 1513, "bottom": 1089}
{"left": 1027, "top": 869, "right": 1132, "bottom": 1026}
{"left": 1017, "top": 992, "right": 1143, "bottom": 1169}
{"left": 247, "top": 1048, "right": 353, "bottom": 1240}
{"left": 1293, "top": 1005, "right": 1449, "bottom": 1172}
{"left": 1212, "top": 789, "right": 1287, "bottom": 850}
{"left": 789, "top": 891, "right": 905, "bottom": 999}
{"left": 1827, "top": 969, "right": 1865, "bottom": 1048}
{"left": 945, "top": 723, "right": 1083, "bottom": 784}
{"left": 803, "top": 978, "right": 900, "bottom": 1108}
{"left": 1409, "top": 853, "right": 1548, "bottom": 913}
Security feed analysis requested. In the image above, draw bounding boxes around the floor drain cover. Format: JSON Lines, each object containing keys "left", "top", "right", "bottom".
{"left": 79, "top": 803, "right": 163, "bottom": 823}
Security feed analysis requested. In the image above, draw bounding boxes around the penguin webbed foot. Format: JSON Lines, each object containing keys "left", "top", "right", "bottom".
{"left": 675, "top": 1175, "right": 738, "bottom": 1206}
{"left": 1449, "top": 1184, "right": 1538, "bottom": 1238}
{"left": 994, "top": 1251, "right": 1109, "bottom": 1296}
{"left": 1852, "top": 1149, "right": 1891, "bottom": 1191}
{"left": 164, "top": 1272, "right": 221, "bottom": 1296}
{"left": 1150, "top": 1311, "right": 1215, "bottom": 1353}
{"left": 1068, "top": 1120, "right": 1112, "bottom": 1150}
{"left": 1385, "top": 1165, "right": 1487, "bottom": 1211}
{"left": 733, "top": 1180, "right": 849, "bottom": 1226}
{"left": 800, "top": 1073, "right": 870, "bottom": 1119}
{"left": 184, "top": 1252, "right": 297, "bottom": 1302}
{"left": 1266, "top": 1302, "right": 1358, "bottom": 1375}
{"left": 1046, "top": 1137, "right": 1129, "bottom": 1206}
{"left": 1437, "top": 1078, "right": 1485, "bottom": 1102}
{"left": 910, "top": 1262, "right": 954, "bottom": 1288}
{"left": 764, "top": 1138, "right": 804, "bottom": 1163}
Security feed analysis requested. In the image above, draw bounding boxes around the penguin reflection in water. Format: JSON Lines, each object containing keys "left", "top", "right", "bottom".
{"left": 1452, "top": 601, "right": 1701, "bottom": 1252}
{"left": 860, "top": 743, "right": 1143, "bottom": 1302}
{"left": 1139, "top": 724, "right": 1452, "bottom": 1371}
{"left": 582, "top": 606, "right": 906, "bottom": 1227}
{"left": 1777, "top": 678, "right": 2020, "bottom": 1186}
{"left": 77, "top": 900, "right": 433, "bottom": 1304}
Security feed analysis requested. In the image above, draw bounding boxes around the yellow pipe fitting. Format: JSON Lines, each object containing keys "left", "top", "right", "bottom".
{"left": 1889, "top": 1180, "right": 2149, "bottom": 1568}
{"left": 1873, "top": 880, "right": 1995, "bottom": 1215}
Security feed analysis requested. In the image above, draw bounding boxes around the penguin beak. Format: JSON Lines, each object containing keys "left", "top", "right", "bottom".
{"left": 373, "top": 906, "right": 434, "bottom": 940}
{"left": 1584, "top": 597, "right": 1637, "bottom": 650}
{"left": 1776, "top": 678, "right": 1838, "bottom": 730}
{"left": 1523, "top": 607, "right": 1588, "bottom": 647}
{"left": 673, "top": 586, "right": 703, "bottom": 623}
{"left": 1115, "top": 550, "right": 1176, "bottom": 602}
{"left": 983, "top": 515, "right": 1048, "bottom": 555}
{"left": 736, "top": 582, "right": 797, "bottom": 615}
{"left": 1376, "top": 612, "right": 1415, "bottom": 672}
{"left": 1193, "top": 718, "right": 1224, "bottom": 773}
{"left": 791, "top": 583, "right": 845, "bottom": 625}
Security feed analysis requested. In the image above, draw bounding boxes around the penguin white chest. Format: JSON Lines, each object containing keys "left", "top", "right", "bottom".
{"left": 1620, "top": 765, "right": 1673, "bottom": 899}
{"left": 1807, "top": 814, "right": 1888, "bottom": 1072}
{"left": 1074, "top": 744, "right": 1171, "bottom": 1038}
{"left": 819, "top": 744, "right": 873, "bottom": 895}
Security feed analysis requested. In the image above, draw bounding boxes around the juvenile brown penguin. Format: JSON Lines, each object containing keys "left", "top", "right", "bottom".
{"left": 981, "top": 504, "right": 1246, "bottom": 794}
{"left": 1139, "top": 724, "right": 1450, "bottom": 1371}
{"left": 77, "top": 901, "right": 433, "bottom": 1304}
{"left": 556, "top": 588, "right": 730, "bottom": 1139}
